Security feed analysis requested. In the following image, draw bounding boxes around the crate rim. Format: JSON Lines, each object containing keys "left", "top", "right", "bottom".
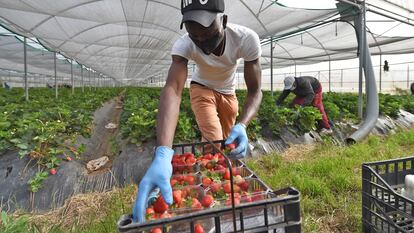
{"left": 118, "top": 186, "right": 301, "bottom": 231}
{"left": 362, "top": 156, "right": 414, "bottom": 166}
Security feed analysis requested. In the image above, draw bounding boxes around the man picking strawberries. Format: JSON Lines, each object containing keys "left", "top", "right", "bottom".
{"left": 133, "top": 0, "right": 262, "bottom": 222}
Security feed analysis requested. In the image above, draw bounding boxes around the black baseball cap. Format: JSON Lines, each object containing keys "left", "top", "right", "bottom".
{"left": 180, "top": 0, "right": 225, "bottom": 29}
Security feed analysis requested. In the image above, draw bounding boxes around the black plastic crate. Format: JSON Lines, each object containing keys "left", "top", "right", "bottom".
{"left": 362, "top": 156, "right": 414, "bottom": 233}
{"left": 118, "top": 140, "right": 301, "bottom": 233}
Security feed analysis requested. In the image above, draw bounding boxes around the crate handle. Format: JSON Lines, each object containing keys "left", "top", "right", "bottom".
{"left": 203, "top": 137, "right": 239, "bottom": 233}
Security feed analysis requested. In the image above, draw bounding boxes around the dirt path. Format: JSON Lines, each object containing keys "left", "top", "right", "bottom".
{"left": 78, "top": 94, "right": 124, "bottom": 172}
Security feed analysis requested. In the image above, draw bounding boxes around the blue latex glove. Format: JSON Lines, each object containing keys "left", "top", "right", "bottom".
{"left": 225, "top": 123, "right": 248, "bottom": 159}
{"left": 132, "top": 146, "right": 174, "bottom": 223}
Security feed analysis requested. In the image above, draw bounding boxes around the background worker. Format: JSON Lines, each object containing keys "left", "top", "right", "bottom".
{"left": 276, "top": 76, "right": 332, "bottom": 134}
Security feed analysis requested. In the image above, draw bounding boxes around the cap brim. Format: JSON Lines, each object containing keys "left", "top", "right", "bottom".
{"left": 181, "top": 10, "right": 218, "bottom": 28}
{"left": 284, "top": 84, "right": 293, "bottom": 90}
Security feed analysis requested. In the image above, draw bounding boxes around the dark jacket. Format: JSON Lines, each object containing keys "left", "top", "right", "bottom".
{"left": 276, "top": 76, "right": 321, "bottom": 106}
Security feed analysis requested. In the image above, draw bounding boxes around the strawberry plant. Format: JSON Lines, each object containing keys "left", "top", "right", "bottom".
{"left": 27, "top": 171, "right": 48, "bottom": 193}
{"left": 0, "top": 87, "right": 122, "bottom": 192}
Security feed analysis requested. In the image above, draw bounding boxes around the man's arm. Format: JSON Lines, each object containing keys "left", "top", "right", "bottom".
{"left": 276, "top": 90, "right": 290, "bottom": 106}
{"left": 156, "top": 55, "right": 188, "bottom": 147}
{"left": 239, "top": 58, "right": 262, "bottom": 126}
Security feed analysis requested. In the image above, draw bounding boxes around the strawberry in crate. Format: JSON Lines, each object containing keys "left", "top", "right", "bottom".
{"left": 170, "top": 174, "right": 198, "bottom": 188}
{"left": 197, "top": 152, "right": 226, "bottom": 171}
{"left": 201, "top": 168, "right": 245, "bottom": 190}
{"left": 223, "top": 142, "right": 237, "bottom": 155}
{"left": 169, "top": 186, "right": 207, "bottom": 211}
{"left": 171, "top": 152, "right": 197, "bottom": 174}
{"left": 145, "top": 195, "right": 174, "bottom": 221}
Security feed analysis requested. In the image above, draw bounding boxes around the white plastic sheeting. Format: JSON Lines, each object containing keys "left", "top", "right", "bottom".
{"left": 0, "top": 35, "right": 105, "bottom": 87}
{"left": 0, "top": 0, "right": 338, "bottom": 82}
{"left": 0, "top": 0, "right": 413, "bottom": 84}
{"left": 260, "top": 20, "right": 414, "bottom": 68}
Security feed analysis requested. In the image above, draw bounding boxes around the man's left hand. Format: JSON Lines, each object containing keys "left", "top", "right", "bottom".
{"left": 225, "top": 123, "right": 248, "bottom": 159}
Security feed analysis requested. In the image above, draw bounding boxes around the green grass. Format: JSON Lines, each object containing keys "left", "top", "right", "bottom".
{"left": 246, "top": 129, "right": 414, "bottom": 233}
{"left": 2, "top": 129, "right": 414, "bottom": 232}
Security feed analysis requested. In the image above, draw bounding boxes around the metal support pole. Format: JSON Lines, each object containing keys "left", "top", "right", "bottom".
{"left": 358, "top": 8, "right": 365, "bottom": 119}
{"left": 329, "top": 59, "right": 331, "bottom": 92}
{"left": 71, "top": 60, "right": 74, "bottom": 94}
{"left": 270, "top": 37, "right": 273, "bottom": 96}
{"left": 379, "top": 54, "right": 382, "bottom": 92}
{"left": 341, "top": 69, "right": 344, "bottom": 89}
{"left": 54, "top": 52, "right": 58, "bottom": 99}
{"left": 408, "top": 65, "right": 410, "bottom": 89}
{"left": 294, "top": 64, "right": 297, "bottom": 76}
{"left": 24, "top": 37, "right": 28, "bottom": 101}
{"left": 81, "top": 65, "right": 84, "bottom": 93}
{"left": 88, "top": 69, "right": 91, "bottom": 90}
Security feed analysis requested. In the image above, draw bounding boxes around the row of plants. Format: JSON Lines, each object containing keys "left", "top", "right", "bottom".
{"left": 120, "top": 88, "right": 414, "bottom": 143}
{"left": 0, "top": 87, "right": 122, "bottom": 192}
{"left": 2, "top": 87, "right": 413, "bottom": 193}
{"left": 120, "top": 87, "right": 199, "bottom": 144}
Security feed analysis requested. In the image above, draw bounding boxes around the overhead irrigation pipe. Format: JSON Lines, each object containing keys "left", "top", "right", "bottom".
{"left": 367, "top": 7, "right": 414, "bottom": 27}
{"left": 346, "top": 2, "right": 379, "bottom": 144}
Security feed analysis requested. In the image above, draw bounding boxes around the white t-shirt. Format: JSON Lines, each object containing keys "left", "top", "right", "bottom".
{"left": 171, "top": 23, "right": 261, "bottom": 94}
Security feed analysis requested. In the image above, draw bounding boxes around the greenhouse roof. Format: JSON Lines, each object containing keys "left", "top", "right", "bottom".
{"left": 0, "top": 0, "right": 413, "bottom": 83}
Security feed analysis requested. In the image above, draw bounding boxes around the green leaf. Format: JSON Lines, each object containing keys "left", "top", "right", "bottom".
{"left": 16, "top": 143, "right": 28, "bottom": 150}
{"left": 0, "top": 121, "right": 11, "bottom": 128}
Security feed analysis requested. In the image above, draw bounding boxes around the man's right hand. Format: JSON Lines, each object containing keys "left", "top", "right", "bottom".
{"left": 132, "top": 146, "right": 174, "bottom": 223}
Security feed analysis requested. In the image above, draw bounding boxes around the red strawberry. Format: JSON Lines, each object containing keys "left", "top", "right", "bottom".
{"left": 251, "top": 190, "right": 265, "bottom": 202}
{"left": 186, "top": 157, "right": 196, "bottom": 165}
{"left": 173, "top": 190, "right": 182, "bottom": 205}
{"left": 239, "top": 181, "right": 249, "bottom": 191}
{"left": 234, "top": 175, "right": 244, "bottom": 184}
{"left": 182, "top": 187, "right": 191, "bottom": 199}
{"left": 202, "top": 177, "right": 212, "bottom": 187}
{"left": 153, "top": 196, "right": 169, "bottom": 214}
{"left": 191, "top": 198, "right": 203, "bottom": 210}
{"left": 151, "top": 228, "right": 162, "bottom": 233}
{"left": 206, "top": 161, "right": 216, "bottom": 169}
{"left": 223, "top": 182, "right": 232, "bottom": 193}
{"left": 159, "top": 212, "right": 172, "bottom": 219}
{"left": 146, "top": 207, "right": 155, "bottom": 215}
{"left": 184, "top": 175, "right": 195, "bottom": 185}
{"left": 210, "top": 182, "right": 221, "bottom": 193}
{"left": 232, "top": 167, "right": 240, "bottom": 176}
{"left": 146, "top": 207, "right": 155, "bottom": 220}
{"left": 214, "top": 164, "right": 225, "bottom": 171}
{"left": 201, "top": 194, "right": 214, "bottom": 208}
{"left": 170, "top": 179, "right": 178, "bottom": 187}
{"left": 194, "top": 224, "right": 204, "bottom": 233}
{"left": 227, "top": 143, "right": 236, "bottom": 150}
{"left": 225, "top": 197, "right": 240, "bottom": 206}
{"left": 223, "top": 170, "right": 230, "bottom": 180}
{"left": 204, "top": 153, "right": 213, "bottom": 160}
{"left": 241, "top": 194, "right": 253, "bottom": 203}
{"left": 184, "top": 153, "right": 194, "bottom": 159}
{"left": 175, "top": 175, "right": 184, "bottom": 182}
{"left": 233, "top": 184, "right": 241, "bottom": 193}
{"left": 49, "top": 168, "right": 57, "bottom": 175}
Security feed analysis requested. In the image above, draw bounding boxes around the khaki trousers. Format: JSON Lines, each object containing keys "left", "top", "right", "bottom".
{"left": 189, "top": 83, "right": 238, "bottom": 142}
